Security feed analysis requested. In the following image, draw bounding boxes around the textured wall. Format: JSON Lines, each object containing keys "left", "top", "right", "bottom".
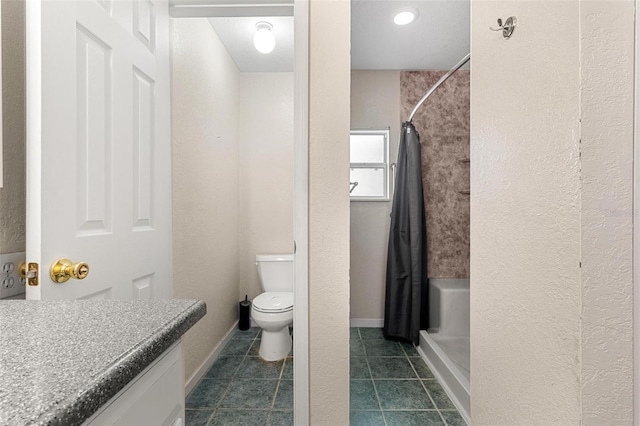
{"left": 580, "top": 3, "right": 634, "bottom": 423}
{"left": 238, "top": 73, "right": 294, "bottom": 301}
{"left": 308, "top": 0, "right": 350, "bottom": 423}
{"left": 0, "top": 0, "right": 25, "bottom": 254}
{"left": 470, "top": 2, "right": 582, "bottom": 423}
{"left": 471, "top": 1, "right": 635, "bottom": 423}
{"left": 350, "top": 71, "right": 399, "bottom": 321}
{"left": 400, "top": 71, "right": 470, "bottom": 279}
{"left": 171, "top": 19, "right": 240, "bottom": 381}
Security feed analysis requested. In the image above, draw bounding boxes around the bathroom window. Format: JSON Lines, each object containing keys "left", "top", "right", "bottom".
{"left": 350, "top": 129, "right": 390, "bottom": 201}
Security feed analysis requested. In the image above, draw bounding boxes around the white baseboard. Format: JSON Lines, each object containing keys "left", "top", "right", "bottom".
{"left": 185, "top": 320, "right": 239, "bottom": 395}
{"left": 350, "top": 318, "right": 384, "bottom": 328}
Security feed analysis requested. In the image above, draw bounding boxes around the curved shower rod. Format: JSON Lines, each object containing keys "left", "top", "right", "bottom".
{"left": 407, "top": 53, "right": 471, "bottom": 123}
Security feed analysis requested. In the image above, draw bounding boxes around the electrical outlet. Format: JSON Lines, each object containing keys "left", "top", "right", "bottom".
{"left": 0, "top": 252, "right": 26, "bottom": 299}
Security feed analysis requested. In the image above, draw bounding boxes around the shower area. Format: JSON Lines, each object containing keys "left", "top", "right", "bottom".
{"left": 349, "top": 1, "right": 470, "bottom": 421}
{"left": 350, "top": 65, "right": 470, "bottom": 421}
{"left": 403, "top": 65, "right": 471, "bottom": 419}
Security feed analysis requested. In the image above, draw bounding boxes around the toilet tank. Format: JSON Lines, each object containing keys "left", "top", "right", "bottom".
{"left": 256, "top": 254, "right": 294, "bottom": 292}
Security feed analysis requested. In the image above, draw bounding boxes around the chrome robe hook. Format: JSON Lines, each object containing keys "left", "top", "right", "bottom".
{"left": 490, "top": 16, "right": 517, "bottom": 39}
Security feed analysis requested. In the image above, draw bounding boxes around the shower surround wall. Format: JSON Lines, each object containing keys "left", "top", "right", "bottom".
{"left": 400, "top": 71, "right": 470, "bottom": 279}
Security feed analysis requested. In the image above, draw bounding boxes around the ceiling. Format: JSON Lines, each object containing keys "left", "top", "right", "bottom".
{"left": 351, "top": 0, "right": 470, "bottom": 70}
{"left": 208, "top": 17, "right": 294, "bottom": 73}
{"left": 206, "top": 0, "right": 470, "bottom": 72}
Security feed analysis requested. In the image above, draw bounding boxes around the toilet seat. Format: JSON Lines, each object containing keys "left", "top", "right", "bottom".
{"left": 252, "top": 292, "right": 293, "bottom": 313}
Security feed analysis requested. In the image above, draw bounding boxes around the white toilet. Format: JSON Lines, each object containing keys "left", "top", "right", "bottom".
{"left": 251, "top": 254, "right": 294, "bottom": 361}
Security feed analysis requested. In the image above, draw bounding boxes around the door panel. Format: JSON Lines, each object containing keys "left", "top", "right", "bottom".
{"left": 133, "top": 0, "right": 155, "bottom": 51}
{"left": 26, "top": 0, "right": 171, "bottom": 300}
{"left": 132, "top": 67, "right": 154, "bottom": 231}
{"left": 76, "top": 24, "right": 113, "bottom": 236}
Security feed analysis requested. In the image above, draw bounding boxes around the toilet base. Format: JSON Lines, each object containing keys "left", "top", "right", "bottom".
{"left": 259, "top": 327, "right": 292, "bottom": 361}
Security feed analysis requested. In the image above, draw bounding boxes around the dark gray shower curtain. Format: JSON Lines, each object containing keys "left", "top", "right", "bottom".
{"left": 383, "top": 121, "right": 427, "bottom": 345}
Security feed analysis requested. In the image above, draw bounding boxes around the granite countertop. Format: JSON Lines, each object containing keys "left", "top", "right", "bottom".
{"left": 0, "top": 299, "right": 206, "bottom": 426}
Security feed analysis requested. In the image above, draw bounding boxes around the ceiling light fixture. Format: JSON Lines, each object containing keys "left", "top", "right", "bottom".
{"left": 393, "top": 7, "right": 419, "bottom": 26}
{"left": 253, "top": 22, "right": 275, "bottom": 54}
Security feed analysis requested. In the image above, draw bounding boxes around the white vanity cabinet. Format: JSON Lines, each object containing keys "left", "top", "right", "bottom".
{"left": 84, "top": 342, "right": 185, "bottom": 426}
{"left": 0, "top": 300, "right": 205, "bottom": 425}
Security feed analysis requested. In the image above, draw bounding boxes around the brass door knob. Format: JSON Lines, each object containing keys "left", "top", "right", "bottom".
{"left": 50, "top": 258, "right": 90, "bottom": 283}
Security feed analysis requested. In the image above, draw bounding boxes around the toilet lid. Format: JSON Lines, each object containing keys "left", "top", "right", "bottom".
{"left": 253, "top": 292, "right": 293, "bottom": 313}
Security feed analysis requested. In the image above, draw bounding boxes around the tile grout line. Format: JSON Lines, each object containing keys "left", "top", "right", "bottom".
{"left": 204, "top": 410, "right": 216, "bottom": 426}
{"left": 279, "top": 357, "right": 287, "bottom": 380}
{"left": 370, "top": 408, "right": 442, "bottom": 411}
{"left": 269, "top": 357, "right": 287, "bottom": 412}
{"left": 206, "top": 330, "right": 258, "bottom": 426}
{"left": 270, "top": 381, "right": 282, "bottom": 411}
{"left": 350, "top": 377, "right": 436, "bottom": 381}
{"left": 359, "top": 329, "right": 389, "bottom": 426}
{"left": 353, "top": 329, "right": 463, "bottom": 426}
{"left": 269, "top": 336, "right": 291, "bottom": 423}
{"left": 404, "top": 342, "right": 449, "bottom": 426}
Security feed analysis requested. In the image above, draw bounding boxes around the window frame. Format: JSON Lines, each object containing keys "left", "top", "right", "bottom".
{"left": 349, "top": 128, "right": 390, "bottom": 202}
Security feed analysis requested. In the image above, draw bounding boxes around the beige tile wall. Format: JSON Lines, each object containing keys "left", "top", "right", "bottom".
{"left": 401, "top": 71, "right": 470, "bottom": 278}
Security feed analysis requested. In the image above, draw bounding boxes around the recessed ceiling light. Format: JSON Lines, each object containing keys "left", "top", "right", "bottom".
{"left": 253, "top": 22, "right": 275, "bottom": 54}
{"left": 393, "top": 7, "right": 419, "bottom": 26}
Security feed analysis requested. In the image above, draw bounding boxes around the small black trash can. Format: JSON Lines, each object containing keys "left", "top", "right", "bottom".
{"left": 239, "top": 295, "right": 251, "bottom": 331}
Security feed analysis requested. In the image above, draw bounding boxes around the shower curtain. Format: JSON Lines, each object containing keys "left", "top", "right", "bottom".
{"left": 383, "top": 121, "right": 427, "bottom": 345}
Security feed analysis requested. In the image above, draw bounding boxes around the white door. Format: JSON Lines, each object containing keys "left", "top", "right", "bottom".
{"left": 25, "top": 0, "right": 172, "bottom": 300}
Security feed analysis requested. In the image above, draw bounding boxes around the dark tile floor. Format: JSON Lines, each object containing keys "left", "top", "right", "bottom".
{"left": 185, "top": 327, "right": 465, "bottom": 425}
{"left": 185, "top": 328, "right": 292, "bottom": 426}
{"left": 350, "top": 327, "right": 465, "bottom": 426}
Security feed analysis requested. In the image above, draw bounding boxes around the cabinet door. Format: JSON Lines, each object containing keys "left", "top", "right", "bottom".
{"left": 85, "top": 343, "right": 185, "bottom": 426}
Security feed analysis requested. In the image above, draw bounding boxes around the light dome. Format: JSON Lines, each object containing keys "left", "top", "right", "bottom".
{"left": 393, "top": 8, "right": 419, "bottom": 26}
{"left": 253, "top": 22, "right": 275, "bottom": 54}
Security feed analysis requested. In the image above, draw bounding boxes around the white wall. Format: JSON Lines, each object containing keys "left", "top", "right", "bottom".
{"left": 238, "top": 73, "right": 294, "bottom": 300}
{"left": 171, "top": 18, "right": 240, "bottom": 381}
{"left": 349, "top": 71, "right": 399, "bottom": 322}
{"left": 0, "top": 0, "right": 25, "bottom": 254}
{"left": 471, "top": 1, "right": 633, "bottom": 423}
{"left": 171, "top": 23, "right": 296, "bottom": 384}
{"left": 580, "top": 3, "right": 634, "bottom": 422}
{"left": 308, "top": 0, "right": 350, "bottom": 423}
{"left": 471, "top": 4, "right": 581, "bottom": 422}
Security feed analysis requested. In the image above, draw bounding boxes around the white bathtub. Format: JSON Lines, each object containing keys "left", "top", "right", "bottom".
{"left": 418, "top": 279, "right": 470, "bottom": 424}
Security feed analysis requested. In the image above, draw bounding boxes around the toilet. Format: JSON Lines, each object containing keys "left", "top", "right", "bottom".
{"left": 251, "top": 254, "right": 294, "bottom": 361}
